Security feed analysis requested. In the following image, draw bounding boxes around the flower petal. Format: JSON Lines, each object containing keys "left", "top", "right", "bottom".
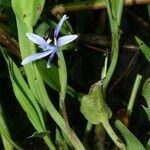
{"left": 54, "top": 14, "right": 69, "bottom": 38}
{"left": 57, "top": 35, "right": 78, "bottom": 47}
{"left": 39, "top": 45, "right": 54, "bottom": 51}
{"left": 46, "top": 47, "right": 57, "bottom": 68}
{"left": 26, "top": 33, "right": 50, "bottom": 48}
{"left": 21, "top": 50, "right": 53, "bottom": 65}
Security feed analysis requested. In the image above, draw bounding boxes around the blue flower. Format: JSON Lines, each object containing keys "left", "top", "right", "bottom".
{"left": 21, "top": 14, "right": 78, "bottom": 68}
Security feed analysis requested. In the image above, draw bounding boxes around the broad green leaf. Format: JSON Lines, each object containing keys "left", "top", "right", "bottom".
{"left": 11, "top": 0, "right": 45, "bottom": 26}
{"left": 80, "top": 83, "right": 126, "bottom": 149}
{"left": 37, "top": 60, "right": 83, "bottom": 100}
{"left": 80, "top": 82, "right": 112, "bottom": 124}
{"left": 37, "top": 60, "right": 60, "bottom": 92}
{"left": 116, "top": 0, "right": 124, "bottom": 25}
{"left": 11, "top": 0, "right": 48, "bottom": 111}
{"left": 2, "top": 49, "right": 45, "bottom": 130}
{"left": 111, "top": 0, "right": 124, "bottom": 25}
{"left": 1, "top": 49, "right": 55, "bottom": 149}
{"left": 15, "top": 15, "right": 47, "bottom": 110}
{"left": 143, "top": 106, "right": 150, "bottom": 122}
{"left": 135, "top": 37, "right": 150, "bottom": 62}
{"left": 142, "top": 78, "right": 150, "bottom": 108}
{"left": 37, "top": 60, "right": 83, "bottom": 101}
{"left": 13, "top": 85, "right": 55, "bottom": 149}
{"left": 115, "top": 120, "right": 145, "bottom": 150}
{"left": 13, "top": 82, "right": 45, "bottom": 130}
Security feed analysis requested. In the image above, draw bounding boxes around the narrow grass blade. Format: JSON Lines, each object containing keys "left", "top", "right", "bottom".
{"left": 135, "top": 36, "right": 150, "bottom": 62}
{"left": 1, "top": 49, "right": 55, "bottom": 149}
{"left": 115, "top": 120, "right": 145, "bottom": 150}
{"left": 0, "top": 104, "right": 23, "bottom": 150}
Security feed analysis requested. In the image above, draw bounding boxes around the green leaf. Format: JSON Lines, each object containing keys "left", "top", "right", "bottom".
{"left": 135, "top": 36, "right": 150, "bottom": 62}
{"left": 0, "top": 104, "right": 23, "bottom": 150}
{"left": 1, "top": 49, "right": 56, "bottom": 149}
{"left": 142, "top": 78, "right": 150, "bottom": 108}
{"left": 115, "top": 120, "right": 145, "bottom": 150}
{"left": 15, "top": 14, "right": 46, "bottom": 110}
{"left": 111, "top": 0, "right": 124, "bottom": 25}
{"left": 28, "top": 131, "right": 50, "bottom": 138}
{"left": 1, "top": 49, "right": 46, "bottom": 130}
{"left": 37, "top": 60, "right": 60, "bottom": 92}
{"left": 80, "top": 82, "right": 112, "bottom": 124}
{"left": 34, "top": 22, "right": 50, "bottom": 36}
{"left": 11, "top": 0, "right": 45, "bottom": 26}
{"left": 143, "top": 106, "right": 150, "bottom": 122}
{"left": 80, "top": 83, "right": 126, "bottom": 149}
{"left": 146, "top": 139, "right": 150, "bottom": 150}
{"left": 37, "top": 60, "right": 83, "bottom": 101}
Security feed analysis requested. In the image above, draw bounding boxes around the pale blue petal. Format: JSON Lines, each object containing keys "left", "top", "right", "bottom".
{"left": 21, "top": 50, "right": 53, "bottom": 65}
{"left": 54, "top": 14, "right": 69, "bottom": 38}
{"left": 57, "top": 35, "right": 78, "bottom": 47}
{"left": 46, "top": 53, "right": 55, "bottom": 68}
{"left": 46, "top": 47, "right": 57, "bottom": 68}
{"left": 39, "top": 45, "right": 54, "bottom": 51}
{"left": 26, "top": 33, "right": 50, "bottom": 48}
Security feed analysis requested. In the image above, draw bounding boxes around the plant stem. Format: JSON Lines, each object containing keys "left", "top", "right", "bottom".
{"left": 58, "top": 50, "right": 85, "bottom": 150}
{"left": 44, "top": 136, "right": 56, "bottom": 150}
{"left": 103, "top": 30, "right": 119, "bottom": 91}
{"left": 17, "top": 18, "right": 84, "bottom": 149}
{"left": 17, "top": 19, "right": 83, "bottom": 150}
{"left": 103, "top": 0, "right": 120, "bottom": 91}
{"left": 101, "top": 51, "right": 108, "bottom": 79}
{"left": 127, "top": 74, "right": 142, "bottom": 116}
{"left": 102, "top": 119, "right": 126, "bottom": 150}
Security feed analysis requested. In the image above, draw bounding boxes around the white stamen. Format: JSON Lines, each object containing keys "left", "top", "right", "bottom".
{"left": 47, "top": 38, "right": 52, "bottom": 44}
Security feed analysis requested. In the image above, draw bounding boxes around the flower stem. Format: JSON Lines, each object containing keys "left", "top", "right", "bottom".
{"left": 58, "top": 49, "right": 85, "bottom": 150}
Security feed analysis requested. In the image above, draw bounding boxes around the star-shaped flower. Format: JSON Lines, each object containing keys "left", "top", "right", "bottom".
{"left": 21, "top": 14, "right": 78, "bottom": 68}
